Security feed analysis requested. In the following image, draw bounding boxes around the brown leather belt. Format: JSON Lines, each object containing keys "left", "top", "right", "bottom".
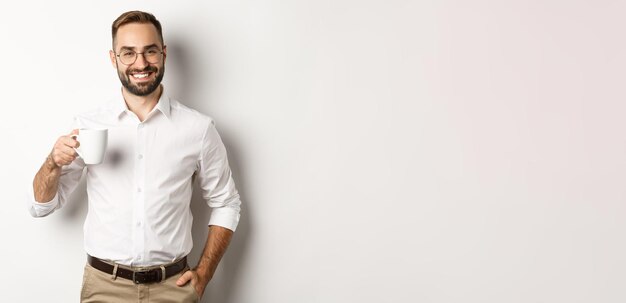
{"left": 87, "top": 255, "right": 188, "bottom": 284}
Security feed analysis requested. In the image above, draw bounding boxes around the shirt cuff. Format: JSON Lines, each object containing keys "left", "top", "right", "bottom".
{"left": 208, "top": 206, "right": 241, "bottom": 232}
{"left": 27, "top": 186, "right": 60, "bottom": 218}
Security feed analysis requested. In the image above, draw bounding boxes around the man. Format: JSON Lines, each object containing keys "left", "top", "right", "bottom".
{"left": 28, "top": 10, "right": 241, "bottom": 302}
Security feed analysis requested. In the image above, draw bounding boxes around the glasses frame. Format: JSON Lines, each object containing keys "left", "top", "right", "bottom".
{"left": 115, "top": 48, "right": 164, "bottom": 66}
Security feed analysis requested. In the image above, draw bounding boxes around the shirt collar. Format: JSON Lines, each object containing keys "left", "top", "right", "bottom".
{"left": 112, "top": 86, "right": 171, "bottom": 120}
{"left": 154, "top": 90, "right": 171, "bottom": 119}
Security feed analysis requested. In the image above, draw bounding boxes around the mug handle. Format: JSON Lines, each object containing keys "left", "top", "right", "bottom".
{"left": 70, "top": 134, "right": 83, "bottom": 158}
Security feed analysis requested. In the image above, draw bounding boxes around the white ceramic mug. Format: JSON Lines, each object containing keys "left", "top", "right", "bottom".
{"left": 71, "top": 129, "right": 108, "bottom": 165}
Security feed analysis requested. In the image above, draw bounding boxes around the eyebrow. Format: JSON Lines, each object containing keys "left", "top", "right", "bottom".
{"left": 118, "top": 44, "right": 160, "bottom": 52}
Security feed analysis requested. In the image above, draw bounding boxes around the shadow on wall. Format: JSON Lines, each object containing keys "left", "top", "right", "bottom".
{"left": 189, "top": 137, "right": 251, "bottom": 303}
{"left": 166, "top": 38, "right": 252, "bottom": 303}
{"left": 162, "top": 37, "right": 210, "bottom": 105}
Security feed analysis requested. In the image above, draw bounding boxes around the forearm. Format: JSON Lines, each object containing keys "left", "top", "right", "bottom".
{"left": 33, "top": 154, "right": 62, "bottom": 203}
{"left": 195, "top": 225, "right": 234, "bottom": 281}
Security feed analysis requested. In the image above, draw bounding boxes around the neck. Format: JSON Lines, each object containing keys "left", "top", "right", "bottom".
{"left": 122, "top": 85, "right": 162, "bottom": 122}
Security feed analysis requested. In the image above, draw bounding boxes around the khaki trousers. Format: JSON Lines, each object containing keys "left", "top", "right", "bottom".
{"left": 80, "top": 262, "right": 200, "bottom": 302}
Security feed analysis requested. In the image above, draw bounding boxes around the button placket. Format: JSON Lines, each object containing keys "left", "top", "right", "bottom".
{"left": 133, "top": 122, "right": 147, "bottom": 264}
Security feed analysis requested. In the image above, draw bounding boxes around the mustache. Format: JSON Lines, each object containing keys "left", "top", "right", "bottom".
{"left": 126, "top": 66, "right": 158, "bottom": 75}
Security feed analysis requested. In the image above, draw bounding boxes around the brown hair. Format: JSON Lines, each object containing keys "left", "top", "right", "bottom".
{"left": 111, "top": 11, "right": 164, "bottom": 49}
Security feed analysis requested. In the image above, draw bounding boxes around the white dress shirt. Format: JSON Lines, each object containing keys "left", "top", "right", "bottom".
{"left": 28, "top": 88, "right": 241, "bottom": 266}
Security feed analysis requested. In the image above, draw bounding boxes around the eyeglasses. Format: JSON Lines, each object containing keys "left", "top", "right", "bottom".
{"left": 115, "top": 46, "right": 164, "bottom": 65}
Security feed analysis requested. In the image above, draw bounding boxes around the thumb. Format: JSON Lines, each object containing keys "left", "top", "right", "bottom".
{"left": 70, "top": 129, "right": 79, "bottom": 136}
{"left": 176, "top": 270, "right": 193, "bottom": 287}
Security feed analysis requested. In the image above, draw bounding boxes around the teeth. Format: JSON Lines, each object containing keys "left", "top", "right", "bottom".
{"left": 133, "top": 73, "right": 149, "bottom": 79}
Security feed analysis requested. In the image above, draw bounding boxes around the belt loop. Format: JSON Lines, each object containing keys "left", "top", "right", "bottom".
{"left": 111, "top": 264, "right": 118, "bottom": 280}
{"left": 160, "top": 265, "right": 166, "bottom": 282}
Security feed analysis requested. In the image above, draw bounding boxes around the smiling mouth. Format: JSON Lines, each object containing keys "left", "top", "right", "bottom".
{"left": 130, "top": 72, "right": 152, "bottom": 80}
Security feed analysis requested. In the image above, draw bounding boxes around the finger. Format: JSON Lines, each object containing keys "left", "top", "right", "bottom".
{"left": 56, "top": 148, "right": 76, "bottom": 160}
{"left": 65, "top": 129, "right": 79, "bottom": 144}
{"left": 56, "top": 146, "right": 76, "bottom": 158}
{"left": 176, "top": 271, "right": 193, "bottom": 286}
{"left": 59, "top": 148, "right": 78, "bottom": 158}
{"left": 64, "top": 136, "right": 79, "bottom": 148}
{"left": 52, "top": 149, "right": 77, "bottom": 161}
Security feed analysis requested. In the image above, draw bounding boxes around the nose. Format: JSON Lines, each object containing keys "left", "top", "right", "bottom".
{"left": 133, "top": 53, "right": 149, "bottom": 69}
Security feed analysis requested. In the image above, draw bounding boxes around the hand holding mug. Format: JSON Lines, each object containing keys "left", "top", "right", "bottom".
{"left": 49, "top": 129, "right": 80, "bottom": 168}
{"left": 49, "top": 128, "right": 108, "bottom": 167}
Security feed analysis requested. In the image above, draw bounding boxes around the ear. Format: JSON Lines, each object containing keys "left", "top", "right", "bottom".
{"left": 109, "top": 50, "right": 117, "bottom": 68}
{"left": 162, "top": 45, "right": 167, "bottom": 64}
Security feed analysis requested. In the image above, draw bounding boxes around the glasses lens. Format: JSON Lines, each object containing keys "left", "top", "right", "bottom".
{"left": 144, "top": 48, "right": 162, "bottom": 64}
{"left": 119, "top": 50, "right": 136, "bottom": 65}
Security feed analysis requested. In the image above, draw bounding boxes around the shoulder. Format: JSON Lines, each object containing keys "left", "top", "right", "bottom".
{"left": 169, "top": 99, "right": 216, "bottom": 129}
{"left": 71, "top": 99, "right": 120, "bottom": 128}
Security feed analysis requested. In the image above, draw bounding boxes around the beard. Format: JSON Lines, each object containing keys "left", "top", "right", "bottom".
{"left": 117, "top": 65, "right": 165, "bottom": 96}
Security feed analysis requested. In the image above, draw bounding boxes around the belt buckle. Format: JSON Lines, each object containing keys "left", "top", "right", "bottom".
{"left": 132, "top": 271, "right": 140, "bottom": 284}
{"left": 133, "top": 269, "right": 161, "bottom": 284}
{"left": 133, "top": 270, "right": 149, "bottom": 284}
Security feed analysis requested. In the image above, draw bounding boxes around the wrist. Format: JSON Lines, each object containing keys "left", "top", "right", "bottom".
{"left": 194, "top": 264, "right": 214, "bottom": 282}
{"left": 44, "top": 154, "right": 61, "bottom": 172}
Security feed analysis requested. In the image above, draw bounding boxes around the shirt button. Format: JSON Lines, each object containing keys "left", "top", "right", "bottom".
{"left": 138, "top": 124, "right": 144, "bottom": 129}
{"left": 137, "top": 221, "right": 142, "bottom": 227}
{"left": 137, "top": 187, "right": 142, "bottom": 193}
{"left": 138, "top": 154, "right": 143, "bottom": 159}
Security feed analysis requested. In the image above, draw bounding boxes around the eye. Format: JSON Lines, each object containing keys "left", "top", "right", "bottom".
{"left": 146, "top": 48, "right": 160, "bottom": 55}
{"left": 121, "top": 51, "right": 135, "bottom": 58}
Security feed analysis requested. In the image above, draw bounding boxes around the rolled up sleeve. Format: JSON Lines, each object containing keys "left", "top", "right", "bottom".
{"left": 27, "top": 158, "right": 85, "bottom": 218}
{"left": 27, "top": 188, "right": 60, "bottom": 217}
{"left": 27, "top": 117, "right": 86, "bottom": 217}
{"left": 197, "top": 120, "right": 242, "bottom": 232}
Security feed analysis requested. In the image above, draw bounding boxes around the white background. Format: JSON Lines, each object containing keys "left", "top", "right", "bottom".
{"left": 1, "top": 1, "right": 625, "bottom": 302}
